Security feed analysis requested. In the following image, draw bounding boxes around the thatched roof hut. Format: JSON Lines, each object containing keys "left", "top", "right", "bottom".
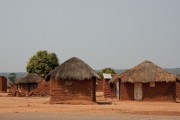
{"left": 111, "top": 60, "right": 178, "bottom": 83}
{"left": 15, "top": 73, "right": 42, "bottom": 84}
{"left": 45, "top": 57, "right": 100, "bottom": 81}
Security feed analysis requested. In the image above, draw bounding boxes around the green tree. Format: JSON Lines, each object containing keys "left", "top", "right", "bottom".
{"left": 98, "top": 67, "right": 116, "bottom": 78}
{"left": 8, "top": 73, "right": 16, "bottom": 83}
{"left": 26, "top": 50, "right": 59, "bottom": 78}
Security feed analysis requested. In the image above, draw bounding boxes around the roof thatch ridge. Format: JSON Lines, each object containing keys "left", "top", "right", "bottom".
{"left": 45, "top": 57, "right": 100, "bottom": 81}
{"left": 112, "top": 60, "right": 178, "bottom": 83}
{"left": 15, "top": 73, "right": 43, "bottom": 84}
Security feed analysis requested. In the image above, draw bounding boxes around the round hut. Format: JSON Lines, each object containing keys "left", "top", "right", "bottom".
{"left": 45, "top": 57, "right": 100, "bottom": 103}
{"left": 10, "top": 73, "right": 44, "bottom": 96}
{"left": 111, "top": 60, "right": 179, "bottom": 101}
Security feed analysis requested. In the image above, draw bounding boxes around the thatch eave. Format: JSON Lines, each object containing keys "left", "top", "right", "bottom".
{"left": 45, "top": 57, "right": 100, "bottom": 81}
{"left": 15, "top": 73, "right": 42, "bottom": 84}
{"left": 110, "top": 60, "right": 177, "bottom": 83}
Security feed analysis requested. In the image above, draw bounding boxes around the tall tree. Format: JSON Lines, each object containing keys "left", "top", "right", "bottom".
{"left": 26, "top": 50, "right": 59, "bottom": 78}
{"left": 8, "top": 73, "right": 16, "bottom": 84}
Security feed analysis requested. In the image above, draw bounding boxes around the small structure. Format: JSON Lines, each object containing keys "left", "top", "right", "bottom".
{"left": 0, "top": 76, "right": 7, "bottom": 93}
{"left": 96, "top": 79, "right": 103, "bottom": 92}
{"left": 45, "top": 57, "right": 100, "bottom": 104}
{"left": 103, "top": 73, "right": 116, "bottom": 98}
{"left": 111, "top": 60, "right": 179, "bottom": 101}
{"left": 9, "top": 73, "right": 50, "bottom": 96}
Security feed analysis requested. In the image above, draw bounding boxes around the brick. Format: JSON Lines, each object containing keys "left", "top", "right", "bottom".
{"left": 120, "top": 82, "right": 176, "bottom": 101}
{"left": 0, "top": 76, "right": 7, "bottom": 93}
{"left": 143, "top": 82, "right": 175, "bottom": 101}
{"left": 8, "top": 80, "right": 50, "bottom": 97}
{"left": 103, "top": 79, "right": 116, "bottom": 98}
{"left": 176, "top": 82, "right": 180, "bottom": 101}
{"left": 50, "top": 80, "right": 95, "bottom": 103}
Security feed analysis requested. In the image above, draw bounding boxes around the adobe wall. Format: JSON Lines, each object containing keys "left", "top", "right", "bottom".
{"left": 9, "top": 80, "right": 50, "bottom": 97}
{"left": 8, "top": 83, "right": 29, "bottom": 96}
{"left": 50, "top": 80, "right": 95, "bottom": 103}
{"left": 20, "top": 84, "right": 29, "bottom": 95}
{"left": 34, "top": 80, "right": 50, "bottom": 96}
{"left": 8, "top": 83, "right": 42, "bottom": 97}
{"left": 96, "top": 80, "right": 103, "bottom": 92}
{"left": 176, "top": 81, "right": 180, "bottom": 101}
{"left": 120, "top": 82, "right": 134, "bottom": 100}
{"left": 8, "top": 84, "right": 18, "bottom": 96}
{"left": 0, "top": 76, "right": 7, "bottom": 92}
{"left": 143, "top": 82, "right": 176, "bottom": 101}
{"left": 103, "top": 79, "right": 116, "bottom": 98}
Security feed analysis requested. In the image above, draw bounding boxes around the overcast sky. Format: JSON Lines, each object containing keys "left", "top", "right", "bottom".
{"left": 0, "top": 0, "right": 180, "bottom": 72}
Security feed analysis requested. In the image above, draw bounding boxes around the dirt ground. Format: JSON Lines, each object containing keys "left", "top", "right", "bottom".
{"left": 1, "top": 112, "right": 180, "bottom": 120}
{"left": 0, "top": 92, "right": 180, "bottom": 116}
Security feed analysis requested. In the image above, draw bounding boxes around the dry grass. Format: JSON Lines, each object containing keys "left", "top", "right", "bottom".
{"left": 46, "top": 57, "right": 100, "bottom": 81}
{"left": 112, "top": 60, "right": 177, "bottom": 83}
{"left": 15, "top": 73, "right": 42, "bottom": 84}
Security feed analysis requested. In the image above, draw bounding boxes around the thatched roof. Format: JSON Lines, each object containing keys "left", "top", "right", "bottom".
{"left": 111, "top": 60, "right": 178, "bottom": 83}
{"left": 15, "top": 73, "right": 42, "bottom": 84}
{"left": 45, "top": 57, "right": 100, "bottom": 81}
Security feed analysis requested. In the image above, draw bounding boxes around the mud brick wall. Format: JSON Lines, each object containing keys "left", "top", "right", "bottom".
{"left": 143, "top": 82, "right": 176, "bottom": 101}
{"left": 0, "top": 76, "right": 7, "bottom": 92}
{"left": 96, "top": 80, "right": 103, "bottom": 92}
{"left": 120, "top": 82, "right": 134, "bottom": 100}
{"left": 9, "top": 81, "right": 49, "bottom": 96}
{"left": 9, "top": 84, "right": 29, "bottom": 96}
{"left": 20, "top": 84, "right": 30, "bottom": 95}
{"left": 50, "top": 80, "right": 95, "bottom": 103}
{"left": 34, "top": 80, "right": 50, "bottom": 96}
{"left": 103, "top": 79, "right": 116, "bottom": 98}
{"left": 176, "top": 82, "right": 180, "bottom": 101}
{"left": 8, "top": 84, "right": 18, "bottom": 96}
